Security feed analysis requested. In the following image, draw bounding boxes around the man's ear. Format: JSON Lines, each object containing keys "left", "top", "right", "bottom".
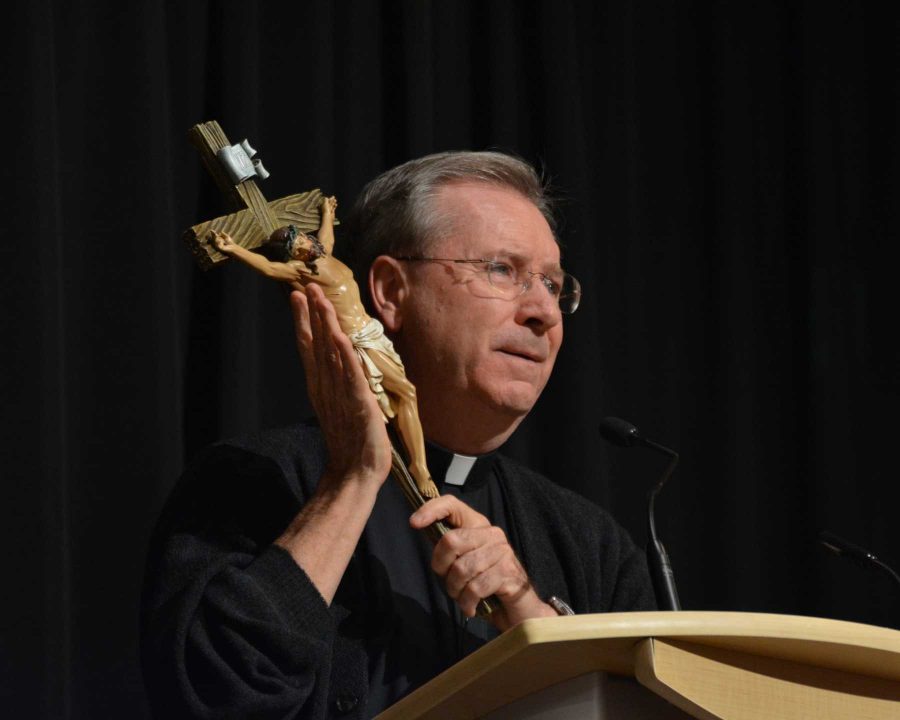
{"left": 369, "top": 256, "right": 409, "bottom": 333}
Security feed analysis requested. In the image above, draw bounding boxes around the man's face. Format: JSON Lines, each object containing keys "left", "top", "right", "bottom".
{"left": 393, "top": 181, "right": 564, "bottom": 449}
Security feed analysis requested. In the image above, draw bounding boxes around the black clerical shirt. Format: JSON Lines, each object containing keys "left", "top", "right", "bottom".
{"left": 362, "top": 442, "right": 511, "bottom": 714}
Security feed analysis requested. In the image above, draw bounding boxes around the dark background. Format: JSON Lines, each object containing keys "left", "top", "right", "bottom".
{"left": 3, "top": 1, "right": 898, "bottom": 716}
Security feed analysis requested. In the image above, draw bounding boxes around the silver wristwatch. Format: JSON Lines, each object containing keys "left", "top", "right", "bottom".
{"left": 547, "top": 596, "right": 575, "bottom": 616}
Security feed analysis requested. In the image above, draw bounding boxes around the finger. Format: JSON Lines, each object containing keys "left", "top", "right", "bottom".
{"left": 305, "top": 285, "right": 326, "bottom": 350}
{"left": 308, "top": 287, "right": 347, "bottom": 391}
{"left": 303, "top": 285, "right": 380, "bottom": 427}
{"left": 290, "top": 291, "right": 323, "bottom": 409}
{"left": 441, "top": 535, "right": 509, "bottom": 597}
{"left": 309, "top": 284, "right": 348, "bottom": 371}
{"left": 332, "top": 327, "right": 378, "bottom": 400}
{"left": 290, "top": 291, "right": 313, "bottom": 354}
{"left": 290, "top": 290, "right": 318, "bottom": 382}
{"left": 305, "top": 286, "right": 338, "bottom": 385}
{"left": 409, "top": 496, "right": 489, "bottom": 531}
{"left": 456, "top": 570, "right": 529, "bottom": 619}
{"left": 432, "top": 525, "right": 507, "bottom": 577}
{"left": 308, "top": 290, "right": 373, "bottom": 400}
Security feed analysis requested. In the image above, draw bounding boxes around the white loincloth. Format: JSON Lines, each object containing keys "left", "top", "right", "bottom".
{"left": 348, "top": 318, "right": 403, "bottom": 420}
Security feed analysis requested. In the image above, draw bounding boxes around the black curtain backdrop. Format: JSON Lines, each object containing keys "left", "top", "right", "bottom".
{"left": 3, "top": 1, "right": 898, "bottom": 716}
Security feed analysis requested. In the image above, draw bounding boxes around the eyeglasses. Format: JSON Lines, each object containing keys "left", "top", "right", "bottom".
{"left": 396, "top": 256, "right": 582, "bottom": 314}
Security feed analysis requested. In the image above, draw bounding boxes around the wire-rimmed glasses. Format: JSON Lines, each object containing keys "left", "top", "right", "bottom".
{"left": 396, "top": 256, "right": 581, "bottom": 314}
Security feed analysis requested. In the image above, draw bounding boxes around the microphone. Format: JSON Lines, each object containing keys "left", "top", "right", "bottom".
{"left": 819, "top": 530, "right": 900, "bottom": 591}
{"left": 599, "top": 416, "right": 682, "bottom": 611}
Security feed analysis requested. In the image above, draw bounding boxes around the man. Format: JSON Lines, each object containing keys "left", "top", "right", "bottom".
{"left": 141, "top": 151, "right": 655, "bottom": 720}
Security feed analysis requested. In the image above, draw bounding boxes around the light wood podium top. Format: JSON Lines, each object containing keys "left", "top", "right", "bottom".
{"left": 375, "top": 611, "right": 900, "bottom": 720}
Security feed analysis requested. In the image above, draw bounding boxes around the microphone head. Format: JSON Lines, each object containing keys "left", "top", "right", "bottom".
{"left": 819, "top": 530, "right": 879, "bottom": 565}
{"left": 598, "top": 416, "right": 642, "bottom": 448}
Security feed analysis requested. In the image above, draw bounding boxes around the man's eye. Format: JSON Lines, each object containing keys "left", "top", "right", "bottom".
{"left": 542, "top": 276, "right": 562, "bottom": 296}
{"left": 487, "top": 261, "right": 515, "bottom": 278}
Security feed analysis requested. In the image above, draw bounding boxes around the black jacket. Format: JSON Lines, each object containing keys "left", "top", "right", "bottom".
{"left": 141, "top": 421, "right": 655, "bottom": 719}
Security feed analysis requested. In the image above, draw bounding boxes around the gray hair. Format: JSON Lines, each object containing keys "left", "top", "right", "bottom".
{"left": 340, "top": 150, "right": 556, "bottom": 305}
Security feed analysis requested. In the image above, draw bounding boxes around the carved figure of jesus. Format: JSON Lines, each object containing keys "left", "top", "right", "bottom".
{"left": 209, "top": 197, "right": 438, "bottom": 499}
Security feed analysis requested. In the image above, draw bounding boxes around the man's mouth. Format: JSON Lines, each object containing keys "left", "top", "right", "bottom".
{"left": 497, "top": 348, "right": 546, "bottom": 363}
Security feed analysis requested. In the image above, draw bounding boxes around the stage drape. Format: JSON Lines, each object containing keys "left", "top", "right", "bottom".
{"left": 2, "top": 1, "right": 897, "bottom": 716}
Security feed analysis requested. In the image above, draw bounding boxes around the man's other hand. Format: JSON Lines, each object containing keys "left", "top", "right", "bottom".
{"left": 409, "top": 496, "right": 557, "bottom": 631}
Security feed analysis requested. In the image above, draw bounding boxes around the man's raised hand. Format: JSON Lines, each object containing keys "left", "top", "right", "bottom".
{"left": 290, "top": 286, "right": 392, "bottom": 488}
{"left": 274, "top": 287, "right": 392, "bottom": 604}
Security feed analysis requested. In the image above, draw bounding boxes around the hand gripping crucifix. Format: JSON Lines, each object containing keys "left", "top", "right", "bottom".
{"left": 184, "top": 120, "right": 499, "bottom": 617}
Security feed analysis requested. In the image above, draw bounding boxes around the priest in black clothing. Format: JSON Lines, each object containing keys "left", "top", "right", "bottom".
{"left": 141, "top": 151, "right": 656, "bottom": 719}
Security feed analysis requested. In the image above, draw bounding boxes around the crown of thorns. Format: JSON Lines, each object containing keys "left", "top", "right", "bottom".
{"left": 272, "top": 225, "right": 324, "bottom": 262}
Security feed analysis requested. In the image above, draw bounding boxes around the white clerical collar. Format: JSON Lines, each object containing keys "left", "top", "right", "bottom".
{"left": 444, "top": 453, "right": 478, "bottom": 486}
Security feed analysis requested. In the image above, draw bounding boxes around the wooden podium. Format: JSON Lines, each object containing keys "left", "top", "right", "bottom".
{"left": 375, "top": 612, "right": 900, "bottom": 719}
